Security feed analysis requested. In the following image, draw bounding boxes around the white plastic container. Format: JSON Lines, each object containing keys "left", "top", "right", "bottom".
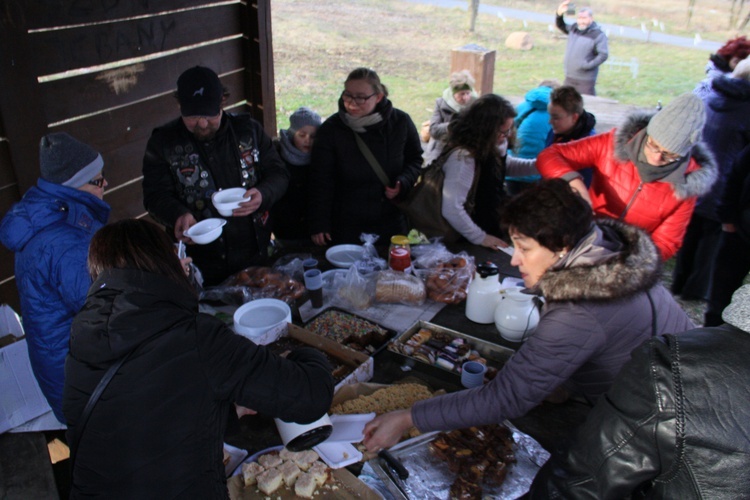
{"left": 184, "top": 218, "right": 226, "bottom": 244}
{"left": 211, "top": 187, "right": 250, "bottom": 217}
{"left": 233, "top": 298, "right": 291, "bottom": 344}
{"left": 494, "top": 288, "right": 540, "bottom": 342}
{"left": 465, "top": 262, "right": 502, "bottom": 324}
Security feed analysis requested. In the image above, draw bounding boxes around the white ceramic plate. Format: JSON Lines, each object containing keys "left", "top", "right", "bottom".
{"left": 325, "top": 245, "right": 365, "bottom": 268}
{"left": 224, "top": 443, "right": 249, "bottom": 477}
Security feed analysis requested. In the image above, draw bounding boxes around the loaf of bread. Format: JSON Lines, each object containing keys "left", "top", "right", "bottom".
{"left": 375, "top": 271, "right": 426, "bottom": 304}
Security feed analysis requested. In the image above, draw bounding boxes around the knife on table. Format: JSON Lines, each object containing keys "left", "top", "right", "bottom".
{"left": 379, "top": 449, "right": 410, "bottom": 498}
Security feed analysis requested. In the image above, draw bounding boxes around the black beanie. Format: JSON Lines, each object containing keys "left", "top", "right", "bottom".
{"left": 39, "top": 133, "right": 103, "bottom": 188}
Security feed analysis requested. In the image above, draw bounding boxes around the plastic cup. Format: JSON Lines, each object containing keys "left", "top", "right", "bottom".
{"left": 304, "top": 269, "right": 324, "bottom": 308}
{"left": 461, "top": 361, "right": 487, "bottom": 389}
{"left": 303, "top": 258, "right": 319, "bottom": 272}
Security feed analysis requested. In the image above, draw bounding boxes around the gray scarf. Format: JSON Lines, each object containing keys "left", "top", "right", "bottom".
{"left": 278, "top": 129, "right": 310, "bottom": 166}
{"left": 550, "top": 223, "right": 623, "bottom": 272}
{"left": 341, "top": 110, "right": 383, "bottom": 133}
{"left": 628, "top": 129, "right": 689, "bottom": 185}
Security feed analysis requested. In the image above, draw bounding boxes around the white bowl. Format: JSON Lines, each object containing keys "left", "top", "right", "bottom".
{"left": 212, "top": 188, "right": 250, "bottom": 217}
{"left": 184, "top": 218, "right": 226, "bottom": 244}
{"left": 233, "top": 298, "right": 292, "bottom": 339}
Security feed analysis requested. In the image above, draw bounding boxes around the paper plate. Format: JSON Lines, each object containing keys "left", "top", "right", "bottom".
{"left": 326, "top": 245, "right": 365, "bottom": 268}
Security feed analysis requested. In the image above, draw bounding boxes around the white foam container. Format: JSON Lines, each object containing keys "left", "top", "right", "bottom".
{"left": 312, "top": 413, "right": 375, "bottom": 469}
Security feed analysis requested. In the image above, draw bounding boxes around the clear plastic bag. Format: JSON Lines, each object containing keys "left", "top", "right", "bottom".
{"left": 332, "top": 265, "right": 375, "bottom": 311}
{"left": 413, "top": 248, "right": 475, "bottom": 304}
{"left": 374, "top": 270, "right": 427, "bottom": 306}
{"left": 356, "top": 233, "right": 387, "bottom": 274}
{"left": 203, "top": 266, "right": 305, "bottom": 305}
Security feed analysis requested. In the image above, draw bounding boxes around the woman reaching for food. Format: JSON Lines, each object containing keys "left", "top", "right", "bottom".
{"left": 363, "top": 179, "right": 694, "bottom": 452}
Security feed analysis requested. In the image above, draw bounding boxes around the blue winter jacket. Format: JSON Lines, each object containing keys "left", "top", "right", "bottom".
{"left": 0, "top": 179, "right": 110, "bottom": 423}
{"left": 508, "top": 86, "right": 554, "bottom": 183}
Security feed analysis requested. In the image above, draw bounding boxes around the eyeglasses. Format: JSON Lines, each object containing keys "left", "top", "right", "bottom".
{"left": 645, "top": 137, "right": 682, "bottom": 163}
{"left": 183, "top": 112, "right": 221, "bottom": 124}
{"left": 88, "top": 175, "right": 106, "bottom": 188}
{"left": 341, "top": 91, "right": 378, "bottom": 105}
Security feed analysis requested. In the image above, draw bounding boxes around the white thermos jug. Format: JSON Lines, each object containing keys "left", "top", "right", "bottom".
{"left": 465, "top": 262, "right": 502, "bottom": 324}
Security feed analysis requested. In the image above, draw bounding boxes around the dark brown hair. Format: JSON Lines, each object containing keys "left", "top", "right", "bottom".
{"left": 446, "top": 93, "right": 516, "bottom": 163}
{"left": 550, "top": 86, "right": 584, "bottom": 116}
{"left": 88, "top": 219, "right": 195, "bottom": 294}
{"left": 345, "top": 67, "right": 389, "bottom": 97}
{"left": 501, "top": 179, "right": 592, "bottom": 252}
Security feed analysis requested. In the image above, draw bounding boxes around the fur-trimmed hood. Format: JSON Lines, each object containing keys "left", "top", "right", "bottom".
{"left": 613, "top": 112, "right": 718, "bottom": 200}
{"left": 535, "top": 219, "right": 661, "bottom": 303}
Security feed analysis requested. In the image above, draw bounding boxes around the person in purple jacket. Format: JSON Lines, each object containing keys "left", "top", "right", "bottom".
{"left": 363, "top": 179, "right": 694, "bottom": 452}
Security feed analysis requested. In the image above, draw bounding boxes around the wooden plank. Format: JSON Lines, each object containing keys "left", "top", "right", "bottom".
{"left": 39, "top": 39, "right": 244, "bottom": 125}
{"left": 23, "top": 0, "right": 234, "bottom": 31}
{"left": 242, "top": 0, "right": 276, "bottom": 135}
{"left": 0, "top": 142, "right": 19, "bottom": 189}
{"left": 104, "top": 181, "right": 147, "bottom": 222}
{"left": 29, "top": 3, "right": 242, "bottom": 76}
{"left": 0, "top": 7, "right": 50, "bottom": 194}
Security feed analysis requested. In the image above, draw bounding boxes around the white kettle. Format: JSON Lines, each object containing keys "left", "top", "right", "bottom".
{"left": 465, "top": 262, "right": 502, "bottom": 324}
{"left": 494, "top": 287, "right": 540, "bottom": 342}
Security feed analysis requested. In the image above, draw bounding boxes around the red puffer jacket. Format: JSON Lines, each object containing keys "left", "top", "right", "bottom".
{"left": 538, "top": 112, "right": 717, "bottom": 260}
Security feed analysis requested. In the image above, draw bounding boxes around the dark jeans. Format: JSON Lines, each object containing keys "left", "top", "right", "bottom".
{"left": 671, "top": 214, "right": 721, "bottom": 301}
{"left": 705, "top": 231, "right": 750, "bottom": 326}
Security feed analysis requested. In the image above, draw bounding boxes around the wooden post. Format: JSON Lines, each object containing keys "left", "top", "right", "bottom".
{"left": 450, "top": 44, "right": 496, "bottom": 95}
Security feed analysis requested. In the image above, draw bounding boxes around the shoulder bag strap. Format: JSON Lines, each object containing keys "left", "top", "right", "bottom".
{"left": 69, "top": 351, "right": 134, "bottom": 473}
{"left": 352, "top": 131, "right": 391, "bottom": 187}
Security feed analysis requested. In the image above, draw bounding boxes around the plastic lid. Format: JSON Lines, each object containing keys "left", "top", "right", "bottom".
{"left": 390, "top": 235, "right": 409, "bottom": 245}
{"left": 477, "top": 261, "right": 499, "bottom": 278}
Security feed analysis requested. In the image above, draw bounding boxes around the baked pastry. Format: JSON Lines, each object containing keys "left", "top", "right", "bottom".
{"left": 278, "top": 460, "right": 302, "bottom": 487}
{"left": 308, "top": 461, "right": 329, "bottom": 486}
{"left": 294, "top": 472, "right": 317, "bottom": 498}
{"left": 256, "top": 467, "right": 283, "bottom": 495}
{"left": 292, "top": 450, "right": 320, "bottom": 471}
{"left": 241, "top": 461, "right": 265, "bottom": 487}
{"left": 375, "top": 271, "right": 426, "bottom": 304}
{"left": 257, "top": 452, "right": 282, "bottom": 469}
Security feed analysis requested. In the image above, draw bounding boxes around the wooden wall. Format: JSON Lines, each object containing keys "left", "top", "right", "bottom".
{"left": 0, "top": 0, "right": 276, "bottom": 310}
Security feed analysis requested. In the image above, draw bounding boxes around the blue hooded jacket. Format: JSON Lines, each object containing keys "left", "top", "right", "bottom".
{"left": 0, "top": 179, "right": 109, "bottom": 423}
{"left": 508, "top": 86, "right": 553, "bottom": 183}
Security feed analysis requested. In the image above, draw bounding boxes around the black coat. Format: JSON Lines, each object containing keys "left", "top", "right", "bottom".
{"left": 530, "top": 322, "right": 750, "bottom": 499}
{"left": 63, "top": 269, "right": 333, "bottom": 499}
{"left": 308, "top": 98, "right": 423, "bottom": 244}
{"left": 142, "top": 113, "right": 290, "bottom": 285}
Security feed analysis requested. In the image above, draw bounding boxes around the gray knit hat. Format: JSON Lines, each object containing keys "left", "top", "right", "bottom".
{"left": 646, "top": 93, "right": 706, "bottom": 157}
{"left": 722, "top": 284, "right": 750, "bottom": 332}
{"left": 289, "top": 107, "right": 322, "bottom": 132}
{"left": 39, "top": 133, "right": 103, "bottom": 188}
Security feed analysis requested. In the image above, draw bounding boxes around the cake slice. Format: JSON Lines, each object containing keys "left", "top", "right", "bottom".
{"left": 294, "top": 471, "right": 317, "bottom": 498}
{"left": 278, "top": 460, "right": 302, "bottom": 487}
{"left": 241, "top": 461, "right": 265, "bottom": 487}
{"left": 293, "top": 449, "right": 320, "bottom": 471}
{"left": 258, "top": 451, "right": 283, "bottom": 469}
{"left": 279, "top": 447, "right": 301, "bottom": 461}
{"left": 308, "top": 461, "right": 329, "bottom": 486}
{"left": 256, "top": 467, "right": 283, "bottom": 496}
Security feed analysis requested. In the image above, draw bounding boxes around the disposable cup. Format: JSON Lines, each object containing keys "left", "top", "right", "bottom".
{"left": 461, "top": 361, "right": 487, "bottom": 389}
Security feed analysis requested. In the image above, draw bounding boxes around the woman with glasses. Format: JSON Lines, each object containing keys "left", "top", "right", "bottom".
{"left": 538, "top": 92, "right": 717, "bottom": 260}
{"left": 308, "top": 67, "right": 422, "bottom": 245}
{"left": 438, "top": 93, "right": 538, "bottom": 248}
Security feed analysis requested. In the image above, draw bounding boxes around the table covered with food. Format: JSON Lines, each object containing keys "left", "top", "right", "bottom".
{"left": 201, "top": 238, "right": 591, "bottom": 499}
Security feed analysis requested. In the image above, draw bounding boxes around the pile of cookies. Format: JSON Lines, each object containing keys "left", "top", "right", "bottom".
{"left": 223, "top": 266, "right": 305, "bottom": 302}
{"left": 415, "top": 256, "right": 474, "bottom": 304}
{"left": 241, "top": 448, "right": 329, "bottom": 498}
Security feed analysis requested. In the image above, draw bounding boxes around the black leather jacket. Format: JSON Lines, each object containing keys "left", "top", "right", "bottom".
{"left": 142, "top": 113, "right": 289, "bottom": 285}
{"left": 530, "top": 322, "right": 750, "bottom": 499}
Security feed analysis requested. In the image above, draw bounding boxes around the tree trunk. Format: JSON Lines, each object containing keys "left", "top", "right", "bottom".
{"left": 469, "top": 0, "right": 479, "bottom": 32}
